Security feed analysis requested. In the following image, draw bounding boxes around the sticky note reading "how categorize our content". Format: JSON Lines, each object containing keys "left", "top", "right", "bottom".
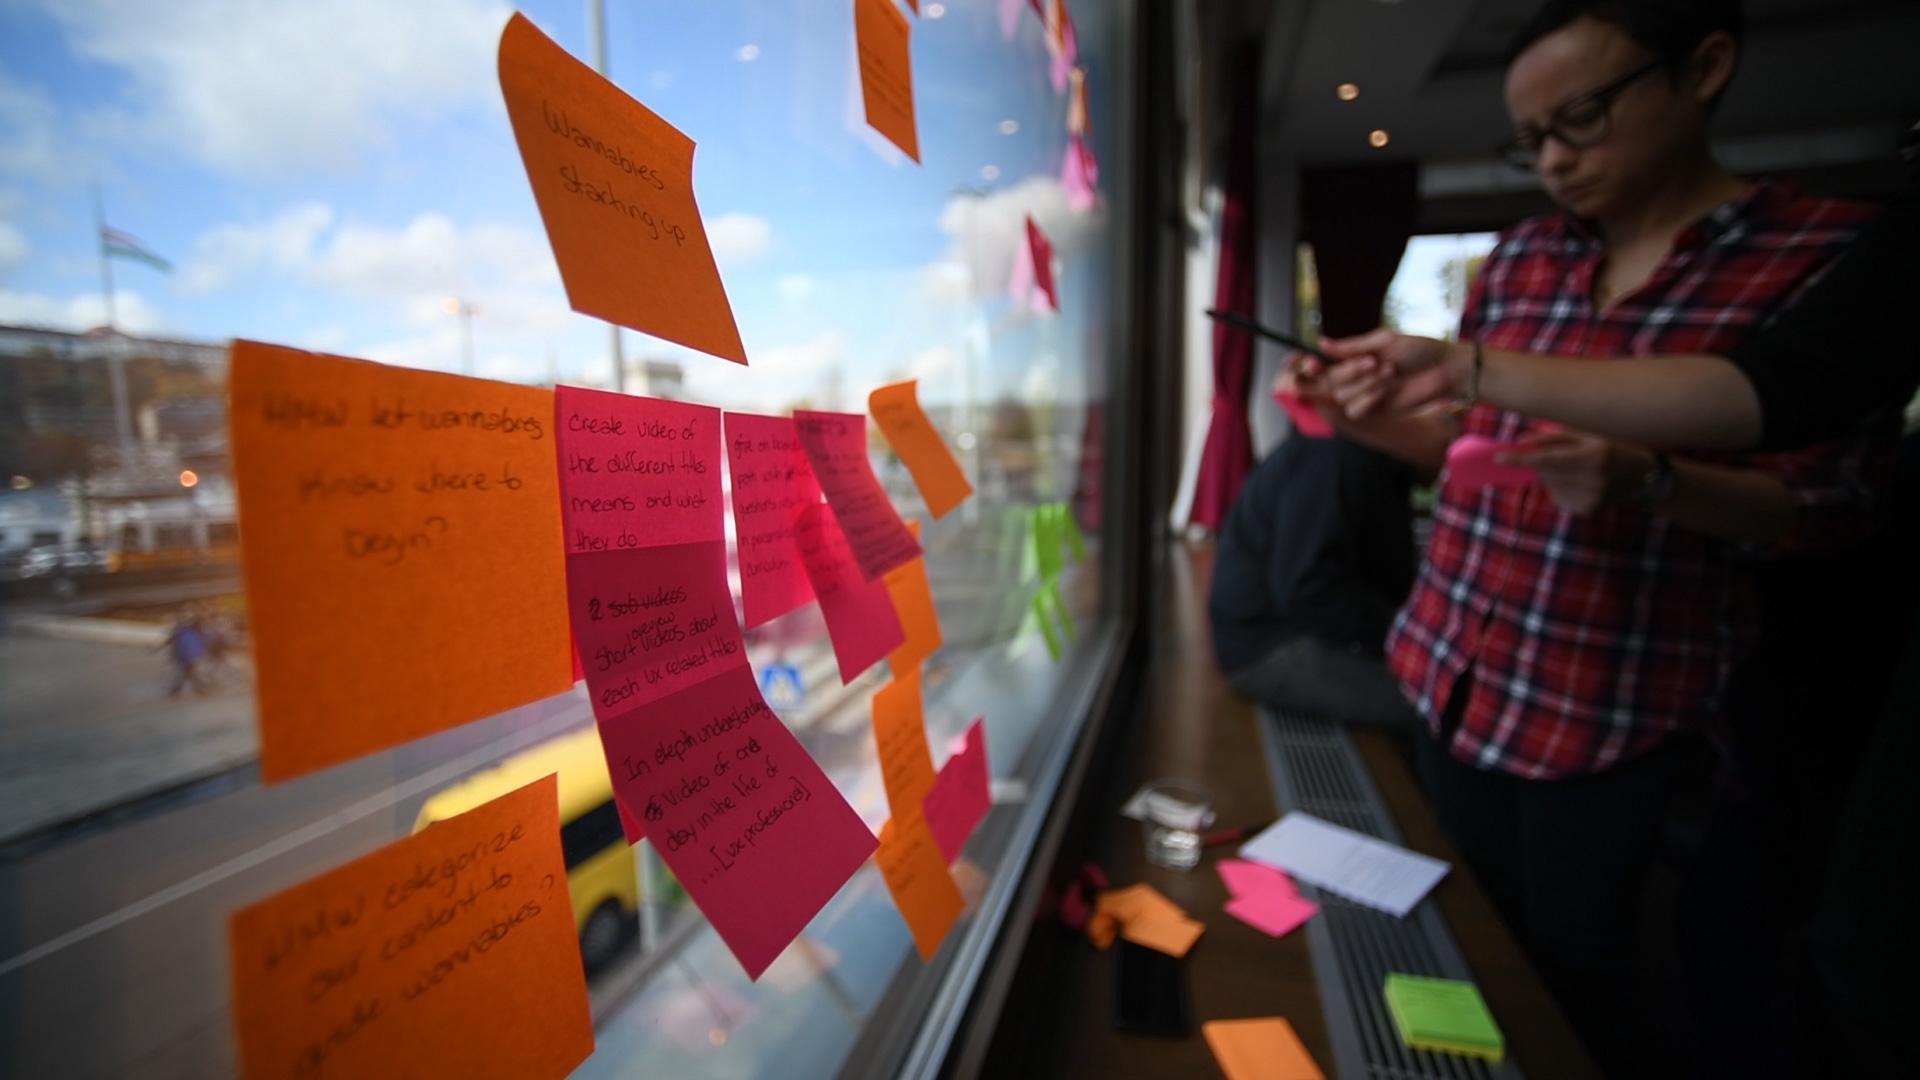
{"left": 498, "top": 13, "right": 747, "bottom": 364}
{"left": 795, "top": 410, "right": 922, "bottom": 581}
{"left": 228, "top": 775, "right": 594, "bottom": 1080}
{"left": 228, "top": 341, "right": 574, "bottom": 783}
{"left": 724, "top": 412, "right": 823, "bottom": 629}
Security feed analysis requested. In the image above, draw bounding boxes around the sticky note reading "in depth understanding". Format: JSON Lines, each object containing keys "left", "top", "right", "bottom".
{"left": 794, "top": 410, "right": 921, "bottom": 581}
{"left": 724, "top": 412, "right": 822, "bottom": 628}
{"left": 228, "top": 341, "right": 574, "bottom": 783}
{"left": 498, "top": 13, "right": 746, "bottom": 364}
{"left": 593, "top": 665, "right": 877, "bottom": 980}
{"left": 869, "top": 380, "right": 972, "bottom": 519}
{"left": 228, "top": 775, "right": 594, "bottom": 1080}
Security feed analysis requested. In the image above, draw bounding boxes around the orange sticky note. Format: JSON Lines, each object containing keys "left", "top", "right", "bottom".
{"left": 869, "top": 380, "right": 973, "bottom": 519}
{"left": 876, "top": 815, "right": 965, "bottom": 961}
{"left": 498, "top": 13, "right": 746, "bottom": 364}
{"left": 854, "top": 0, "right": 921, "bottom": 162}
{"left": 227, "top": 775, "right": 593, "bottom": 1080}
{"left": 1122, "top": 910, "right": 1206, "bottom": 958}
{"left": 872, "top": 670, "right": 937, "bottom": 821}
{"left": 883, "top": 554, "right": 942, "bottom": 676}
{"left": 1203, "top": 1018, "right": 1326, "bottom": 1080}
{"left": 228, "top": 341, "right": 573, "bottom": 783}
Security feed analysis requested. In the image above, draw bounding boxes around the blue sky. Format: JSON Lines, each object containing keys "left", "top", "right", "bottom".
{"left": 0, "top": 0, "right": 1119, "bottom": 412}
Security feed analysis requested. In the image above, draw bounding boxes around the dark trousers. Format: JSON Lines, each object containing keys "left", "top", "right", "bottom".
{"left": 1415, "top": 716, "right": 1690, "bottom": 1077}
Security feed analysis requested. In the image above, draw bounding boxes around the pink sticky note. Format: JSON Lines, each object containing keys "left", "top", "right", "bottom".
{"left": 998, "top": 0, "right": 1023, "bottom": 38}
{"left": 1217, "top": 857, "right": 1298, "bottom": 900}
{"left": 725, "top": 412, "right": 821, "bottom": 628}
{"left": 1445, "top": 435, "right": 1539, "bottom": 491}
{"left": 1026, "top": 216, "right": 1058, "bottom": 312}
{"left": 597, "top": 664, "right": 877, "bottom": 980}
{"left": 1062, "top": 133, "right": 1099, "bottom": 213}
{"left": 554, "top": 385, "right": 722, "bottom": 553}
{"left": 794, "top": 502, "right": 906, "bottom": 683}
{"left": 564, "top": 540, "right": 748, "bottom": 719}
{"left": 794, "top": 410, "right": 922, "bottom": 581}
{"left": 923, "top": 717, "right": 990, "bottom": 863}
{"left": 1047, "top": 5, "right": 1078, "bottom": 92}
{"left": 1225, "top": 889, "right": 1319, "bottom": 939}
{"left": 617, "top": 795, "right": 646, "bottom": 845}
{"left": 1275, "top": 390, "right": 1333, "bottom": 439}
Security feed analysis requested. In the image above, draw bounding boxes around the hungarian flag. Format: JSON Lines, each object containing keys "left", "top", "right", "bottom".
{"left": 100, "top": 226, "right": 172, "bottom": 273}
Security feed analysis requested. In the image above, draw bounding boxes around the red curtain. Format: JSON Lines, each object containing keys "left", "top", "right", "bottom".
{"left": 1187, "top": 52, "right": 1259, "bottom": 532}
{"left": 1301, "top": 162, "right": 1420, "bottom": 337}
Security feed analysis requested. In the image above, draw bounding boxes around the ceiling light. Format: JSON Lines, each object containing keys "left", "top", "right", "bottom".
{"left": 734, "top": 43, "right": 760, "bottom": 62}
{"left": 1336, "top": 83, "right": 1360, "bottom": 102}
{"left": 998, "top": 119, "right": 1019, "bottom": 135}
{"left": 981, "top": 164, "right": 1002, "bottom": 180}
{"left": 925, "top": 2, "right": 947, "bottom": 15}
{"left": 1368, "top": 129, "right": 1390, "bottom": 148}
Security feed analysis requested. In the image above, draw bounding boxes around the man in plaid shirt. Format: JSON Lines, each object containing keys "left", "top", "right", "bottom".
{"left": 1284, "top": 0, "right": 1890, "bottom": 1070}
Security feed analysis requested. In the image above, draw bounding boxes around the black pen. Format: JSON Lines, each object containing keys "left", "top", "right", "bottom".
{"left": 1205, "top": 308, "right": 1341, "bottom": 366}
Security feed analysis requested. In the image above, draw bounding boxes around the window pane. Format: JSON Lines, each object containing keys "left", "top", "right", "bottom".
{"left": 0, "top": 1, "right": 1127, "bottom": 1076}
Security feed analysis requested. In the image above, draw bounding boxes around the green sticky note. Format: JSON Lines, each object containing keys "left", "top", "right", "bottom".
{"left": 1061, "top": 505, "right": 1088, "bottom": 563}
{"left": 1383, "top": 974, "right": 1504, "bottom": 1063}
{"left": 1047, "top": 578, "right": 1076, "bottom": 641}
{"left": 1032, "top": 506, "right": 1064, "bottom": 580}
{"left": 1032, "top": 589, "right": 1063, "bottom": 662}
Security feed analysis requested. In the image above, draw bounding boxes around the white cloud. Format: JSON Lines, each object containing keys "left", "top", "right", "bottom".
{"left": 706, "top": 213, "right": 773, "bottom": 266}
{"left": 907, "top": 345, "right": 954, "bottom": 383}
{"left": 36, "top": 0, "right": 512, "bottom": 176}
{"left": 178, "top": 202, "right": 334, "bottom": 295}
{"left": 683, "top": 331, "right": 844, "bottom": 411}
{"left": 0, "top": 221, "right": 28, "bottom": 278}
{"left": 0, "top": 75, "right": 65, "bottom": 185}
{"left": 0, "top": 287, "right": 163, "bottom": 333}
{"left": 776, "top": 273, "right": 815, "bottom": 304}
{"left": 929, "top": 175, "right": 1103, "bottom": 303}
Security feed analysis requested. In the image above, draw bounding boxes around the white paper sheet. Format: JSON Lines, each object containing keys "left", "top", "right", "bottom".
{"left": 1240, "top": 812, "right": 1449, "bottom": 918}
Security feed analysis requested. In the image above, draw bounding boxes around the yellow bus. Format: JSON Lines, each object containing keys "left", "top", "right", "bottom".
{"left": 413, "top": 726, "right": 642, "bottom": 972}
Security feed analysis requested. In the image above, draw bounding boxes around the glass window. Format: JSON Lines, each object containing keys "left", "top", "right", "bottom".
{"left": 0, "top": 1, "right": 1130, "bottom": 1076}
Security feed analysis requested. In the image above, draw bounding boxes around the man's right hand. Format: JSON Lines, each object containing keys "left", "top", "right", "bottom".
{"left": 1318, "top": 330, "right": 1470, "bottom": 419}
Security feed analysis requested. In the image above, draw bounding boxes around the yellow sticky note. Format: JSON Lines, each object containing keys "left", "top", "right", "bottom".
{"left": 872, "top": 670, "right": 937, "bottom": 821}
{"left": 876, "top": 815, "right": 965, "bottom": 961}
{"left": 869, "top": 380, "right": 973, "bottom": 519}
{"left": 228, "top": 775, "right": 594, "bottom": 1080}
{"left": 854, "top": 0, "right": 921, "bottom": 162}
{"left": 228, "top": 341, "right": 573, "bottom": 783}
{"left": 498, "top": 13, "right": 747, "bottom": 364}
{"left": 1203, "top": 1018, "right": 1326, "bottom": 1080}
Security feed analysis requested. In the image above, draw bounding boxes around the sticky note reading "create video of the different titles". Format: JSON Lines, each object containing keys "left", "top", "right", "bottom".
{"left": 498, "top": 13, "right": 746, "bottom": 364}
{"left": 228, "top": 775, "right": 594, "bottom": 1080}
{"left": 228, "top": 342, "right": 573, "bottom": 783}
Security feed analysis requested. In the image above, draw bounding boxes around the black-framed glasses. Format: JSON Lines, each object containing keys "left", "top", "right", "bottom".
{"left": 1498, "top": 57, "right": 1666, "bottom": 171}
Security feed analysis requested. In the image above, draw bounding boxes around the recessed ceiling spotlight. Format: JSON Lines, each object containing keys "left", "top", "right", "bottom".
{"left": 1336, "top": 83, "right": 1360, "bottom": 101}
{"left": 1368, "top": 128, "right": 1390, "bottom": 148}
{"left": 926, "top": 1, "right": 947, "bottom": 16}
{"left": 981, "top": 164, "right": 1002, "bottom": 180}
{"left": 999, "top": 119, "right": 1019, "bottom": 135}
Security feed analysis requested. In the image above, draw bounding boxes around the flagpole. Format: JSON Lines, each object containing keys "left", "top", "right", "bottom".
{"left": 94, "top": 182, "right": 136, "bottom": 458}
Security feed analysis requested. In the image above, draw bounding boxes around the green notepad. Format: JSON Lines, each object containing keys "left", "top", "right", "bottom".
{"left": 1382, "top": 974, "right": 1505, "bottom": 1063}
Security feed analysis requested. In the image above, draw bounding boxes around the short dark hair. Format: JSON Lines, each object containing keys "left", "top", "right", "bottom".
{"left": 1506, "top": 0, "right": 1744, "bottom": 75}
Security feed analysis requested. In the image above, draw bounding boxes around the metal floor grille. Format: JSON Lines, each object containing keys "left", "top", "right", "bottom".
{"left": 1256, "top": 711, "right": 1521, "bottom": 1080}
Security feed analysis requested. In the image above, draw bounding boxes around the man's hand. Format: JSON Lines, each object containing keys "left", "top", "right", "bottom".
{"left": 1318, "top": 330, "right": 1470, "bottom": 419}
{"left": 1504, "top": 431, "right": 1654, "bottom": 515}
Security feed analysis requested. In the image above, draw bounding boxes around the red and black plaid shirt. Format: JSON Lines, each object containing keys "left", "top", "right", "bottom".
{"left": 1389, "top": 180, "right": 1887, "bottom": 779}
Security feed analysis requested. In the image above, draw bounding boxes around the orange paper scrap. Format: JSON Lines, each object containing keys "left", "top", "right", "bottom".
{"left": 228, "top": 341, "right": 573, "bottom": 783}
{"left": 228, "top": 775, "right": 593, "bottom": 1080}
{"left": 498, "top": 13, "right": 746, "bottom": 364}
{"left": 854, "top": 0, "right": 921, "bottom": 162}
{"left": 869, "top": 380, "right": 973, "bottom": 519}
{"left": 876, "top": 815, "right": 965, "bottom": 961}
{"left": 872, "top": 670, "right": 938, "bottom": 822}
{"left": 1095, "top": 883, "right": 1206, "bottom": 958}
{"left": 1202, "top": 1018, "right": 1327, "bottom": 1080}
{"left": 883, "top": 550, "right": 943, "bottom": 677}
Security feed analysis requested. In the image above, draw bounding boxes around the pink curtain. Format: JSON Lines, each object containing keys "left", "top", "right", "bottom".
{"left": 1188, "top": 53, "right": 1258, "bottom": 531}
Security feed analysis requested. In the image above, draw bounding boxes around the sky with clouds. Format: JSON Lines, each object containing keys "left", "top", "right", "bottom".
{"left": 0, "top": 0, "right": 1122, "bottom": 413}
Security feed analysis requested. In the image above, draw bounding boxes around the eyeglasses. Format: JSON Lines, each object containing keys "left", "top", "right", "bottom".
{"left": 1499, "top": 58, "right": 1666, "bottom": 171}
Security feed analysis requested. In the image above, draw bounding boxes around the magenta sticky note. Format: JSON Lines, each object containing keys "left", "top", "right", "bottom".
{"left": 554, "top": 385, "right": 723, "bottom": 553}
{"left": 617, "top": 796, "right": 645, "bottom": 845}
{"left": 1026, "top": 216, "right": 1059, "bottom": 311}
{"left": 794, "top": 410, "right": 922, "bottom": 582}
{"left": 597, "top": 664, "right": 877, "bottom": 980}
{"left": 1445, "top": 435, "right": 1539, "bottom": 491}
{"left": 1225, "top": 890, "right": 1319, "bottom": 939}
{"left": 564, "top": 540, "right": 748, "bottom": 719}
{"left": 725, "top": 412, "right": 822, "bottom": 628}
{"left": 1217, "top": 857, "right": 1298, "bottom": 900}
{"left": 794, "top": 502, "right": 906, "bottom": 683}
{"left": 1275, "top": 390, "right": 1334, "bottom": 439}
{"left": 923, "top": 717, "right": 991, "bottom": 863}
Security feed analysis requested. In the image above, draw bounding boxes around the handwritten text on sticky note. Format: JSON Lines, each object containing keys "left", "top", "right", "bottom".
{"left": 228, "top": 341, "right": 573, "bottom": 783}
{"left": 564, "top": 541, "right": 746, "bottom": 719}
{"left": 724, "top": 412, "right": 822, "bottom": 628}
{"left": 554, "top": 385, "right": 721, "bottom": 553}
{"left": 498, "top": 13, "right": 746, "bottom": 364}
{"left": 596, "top": 665, "right": 877, "bottom": 979}
{"left": 228, "top": 775, "right": 593, "bottom": 1080}
{"left": 872, "top": 671, "right": 937, "bottom": 823}
{"left": 869, "top": 380, "right": 973, "bottom": 519}
{"left": 794, "top": 410, "right": 921, "bottom": 581}
{"left": 795, "top": 503, "right": 906, "bottom": 683}
{"left": 876, "top": 814, "right": 965, "bottom": 962}
{"left": 854, "top": 0, "right": 921, "bottom": 162}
